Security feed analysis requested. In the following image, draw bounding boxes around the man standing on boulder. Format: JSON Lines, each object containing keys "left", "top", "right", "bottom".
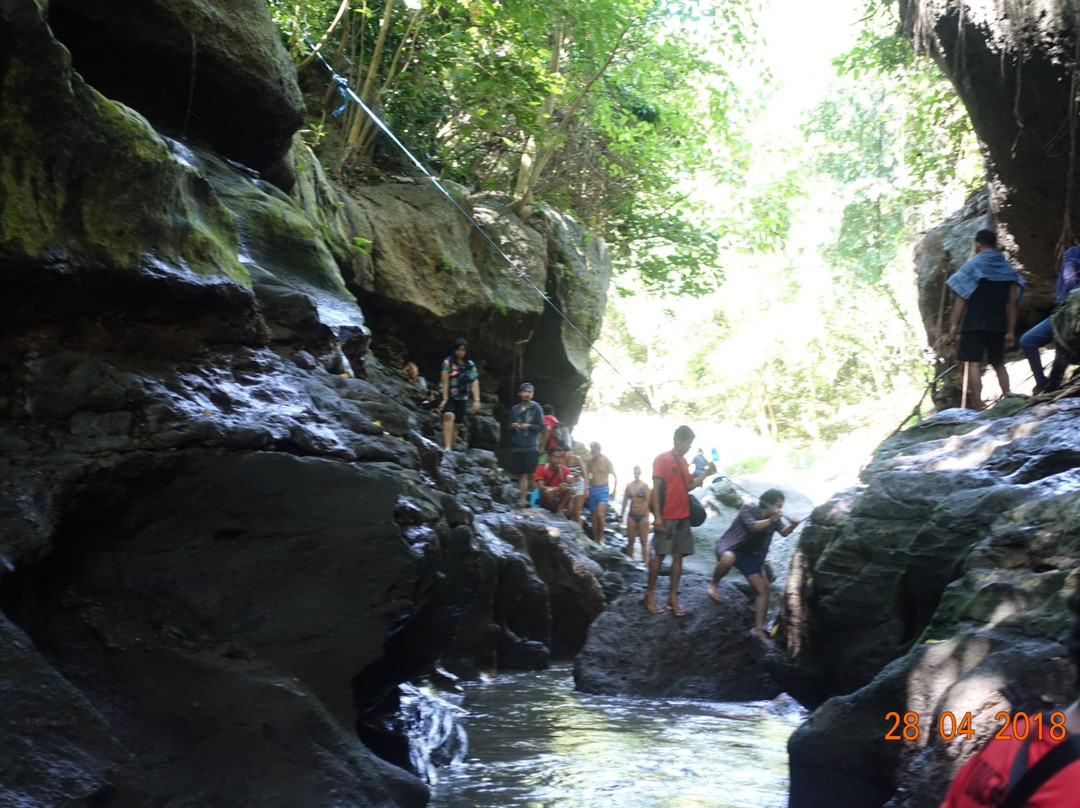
{"left": 644, "top": 425, "right": 714, "bottom": 617}
{"left": 586, "top": 441, "right": 616, "bottom": 544}
{"left": 947, "top": 229, "right": 1026, "bottom": 409}
{"left": 507, "top": 382, "right": 544, "bottom": 505}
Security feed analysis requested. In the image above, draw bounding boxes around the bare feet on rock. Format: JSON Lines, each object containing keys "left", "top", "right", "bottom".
{"left": 707, "top": 583, "right": 720, "bottom": 602}
{"left": 643, "top": 595, "right": 664, "bottom": 615}
{"left": 750, "top": 627, "right": 774, "bottom": 649}
{"left": 669, "top": 601, "right": 686, "bottom": 617}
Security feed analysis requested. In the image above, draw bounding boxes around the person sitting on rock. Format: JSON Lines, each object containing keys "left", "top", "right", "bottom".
{"left": 404, "top": 360, "right": 427, "bottom": 393}
{"left": 507, "top": 382, "right": 544, "bottom": 505}
{"left": 939, "top": 590, "right": 1080, "bottom": 806}
{"left": 708, "top": 488, "right": 801, "bottom": 648}
{"left": 404, "top": 360, "right": 439, "bottom": 410}
{"left": 620, "top": 465, "right": 651, "bottom": 564}
{"left": 534, "top": 446, "right": 573, "bottom": 514}
{"left": 1019, "top": 246, "right": 1079, "bottom": 394}
{"left": 644, "top": 425, "right": 714, "bottom": 617}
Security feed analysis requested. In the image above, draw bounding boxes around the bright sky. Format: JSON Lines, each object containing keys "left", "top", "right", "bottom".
{"left": 758, "top": 0, "right": 865, "bottom": 118}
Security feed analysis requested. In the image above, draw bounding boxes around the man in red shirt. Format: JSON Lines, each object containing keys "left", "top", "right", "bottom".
{"left": 644, "top": 425, "right": 714, "bottom": 617}
{"left": 939, "top": 590, "right": 1080, "bottom": 806}
{"left": 534, "top": 446, "right": 573, "bottom": 514}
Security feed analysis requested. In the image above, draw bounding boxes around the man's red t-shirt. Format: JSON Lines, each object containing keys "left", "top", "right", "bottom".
{"left": 652, "top": 450, "right": 691, "bottom": 519}
{"left": 940, "top": 734, "right": 1080, "bottom": 807}
{"left": 535, "top": 462, "right": 570, "bottom": 488}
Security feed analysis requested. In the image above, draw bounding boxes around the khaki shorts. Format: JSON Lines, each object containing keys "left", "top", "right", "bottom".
{"left": 653, "top": 517, "right": 693, "bottom": 556}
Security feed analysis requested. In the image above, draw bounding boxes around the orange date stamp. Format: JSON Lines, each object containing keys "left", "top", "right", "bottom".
{"left": 884, "top": 710, "right": 1068, "bottom": 742}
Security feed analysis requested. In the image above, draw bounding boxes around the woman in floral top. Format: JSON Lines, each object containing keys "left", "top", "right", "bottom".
{"left": 436, "top": 337, "right": 480, "bottom": 452}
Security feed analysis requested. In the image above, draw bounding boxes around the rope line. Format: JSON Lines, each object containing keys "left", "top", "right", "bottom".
{"left": 291, "top": 22, "right": 660, "bottom": 415}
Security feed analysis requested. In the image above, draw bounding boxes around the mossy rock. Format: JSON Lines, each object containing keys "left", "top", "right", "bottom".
{"left": 0, "top": 0, "right": 245, "bottom": 285}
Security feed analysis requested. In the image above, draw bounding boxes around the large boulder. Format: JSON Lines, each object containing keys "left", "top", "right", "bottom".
{"left": 332, "top": 182, "right": 613, "bottom": 427}
{"left": 901, "top": 0, "right": 1077, "bottom": 287}
{"left": 574, "top": 574, "right": 781, "bottom": 701}
{"left": 789, "top": 487, "right": 1080, "bottom": 808}
{"left": 902, "top": 2, "right": 1080, "bottom": 401}
{"left": 0, "top": 0, "right": 251, "bottom": 299}
{"left": 782, "top": 397, "right": 1080, "bottom": 807}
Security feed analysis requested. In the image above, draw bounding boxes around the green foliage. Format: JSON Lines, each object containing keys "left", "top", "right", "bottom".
{"left": 588, "top": 0, "right": 976, "bottom": 448}
{"left": 273, "top": 0, "right": 769, "bottom": 296}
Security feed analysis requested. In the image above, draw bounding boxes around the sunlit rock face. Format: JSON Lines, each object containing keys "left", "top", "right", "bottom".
{"left": 297, "top": 175, "right": 612, "bottom": 428}
{"left": 782, "top": 398, "right": 1080, "bottom": 807}
{"left": 0, "top": 0, "right": 614, "bottom": 804}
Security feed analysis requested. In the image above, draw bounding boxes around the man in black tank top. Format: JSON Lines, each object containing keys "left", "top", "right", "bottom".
{"left": 947, "top": 229, "right": 1025, "bottom": 409}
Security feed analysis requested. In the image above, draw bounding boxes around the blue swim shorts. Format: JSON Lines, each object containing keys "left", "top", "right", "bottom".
{"left": 586, "top": 485, "right": 610, "bottom": 513}
{"left": 733, "top": 551, "right": 764, "bottom": 578}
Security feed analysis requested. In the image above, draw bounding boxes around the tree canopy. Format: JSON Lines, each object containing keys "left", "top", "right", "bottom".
{"left": 587, "top": 0, "right": 982, "bottom": 448}
{"left": 276, "top": 0, "right": 986, "bottom": 451}
{"left": 272, "top": 0, "right": 770, "bottom": 295}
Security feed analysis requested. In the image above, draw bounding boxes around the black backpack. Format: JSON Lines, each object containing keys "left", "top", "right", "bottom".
{"left": 551, "top": 421, "right": 572, "bottom": 450}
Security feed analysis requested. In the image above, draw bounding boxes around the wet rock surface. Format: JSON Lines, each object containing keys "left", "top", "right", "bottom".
{"left": 783, "top": 398, "right": 1080, "bottom": 807}
{"left": 46, "top": 0, "right": 306, "bottom": 186}
{"left": 574, "top": 575, "right": 782, "bottom": 701}
{"left": 0, "top": 1, "right": 616, "bottom": 804}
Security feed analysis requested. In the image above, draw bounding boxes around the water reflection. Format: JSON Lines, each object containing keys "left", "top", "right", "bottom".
{"left": 430, "top": 665, "right": 799, "bottom": 808}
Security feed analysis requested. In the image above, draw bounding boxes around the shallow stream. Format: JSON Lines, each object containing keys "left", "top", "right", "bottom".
{"left": 428, "top": 665, "right": 801, "bottom": 808}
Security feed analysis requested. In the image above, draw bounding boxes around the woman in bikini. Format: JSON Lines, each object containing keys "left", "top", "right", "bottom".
{"left": 620, "top": 466, "right": 651, "bottom": 564}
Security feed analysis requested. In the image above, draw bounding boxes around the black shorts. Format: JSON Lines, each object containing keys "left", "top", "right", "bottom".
{"left": 443, "top": 398, "right": 468, "bottom": 422}
{"left": 509, "top": 450, "right": 539, "bottom": 476}
{"left": 733, "top": 551, "right": 764, "bottom": 578}
{"left": 958, "top": 330, "right": 1005, "bottom": 365}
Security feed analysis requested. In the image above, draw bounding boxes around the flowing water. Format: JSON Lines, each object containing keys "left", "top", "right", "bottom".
{"left": 427, "top": 665, "right": 801, "bottom": 808}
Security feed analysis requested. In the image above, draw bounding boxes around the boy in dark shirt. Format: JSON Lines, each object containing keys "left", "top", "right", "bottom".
{"left": 947, "top": 229, "right": 1025, "bottom": 409}
{"left": 507, "top": 383, "right": 544, "bottom": 505}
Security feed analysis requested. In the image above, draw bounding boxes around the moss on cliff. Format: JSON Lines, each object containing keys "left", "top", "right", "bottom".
{"left": 0, "top": 1, "right": 246, "bottom": 286}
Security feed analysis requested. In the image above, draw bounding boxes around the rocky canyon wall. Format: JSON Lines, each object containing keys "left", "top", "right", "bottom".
{"left": 0, "top": 0, "right": 618, "bottom": 805}
{"left": 784, "top": 5, "right": 1080, "bottom": 803}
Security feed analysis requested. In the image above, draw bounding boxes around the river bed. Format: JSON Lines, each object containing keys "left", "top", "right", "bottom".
{"left": 428, "top": 665, "right": 801, "bottom": 808}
